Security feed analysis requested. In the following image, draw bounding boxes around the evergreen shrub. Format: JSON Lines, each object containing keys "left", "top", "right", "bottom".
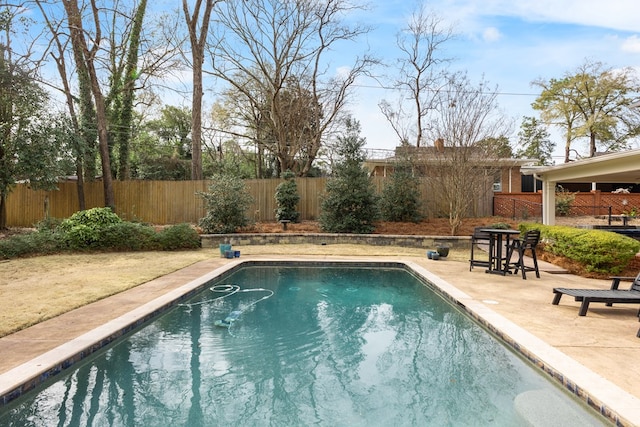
{"left": 198, "top": 174, "right": 254, "bottom": 233}
{"left": 157, "top": 223, "right": 201, "bottom": 250}
{"left": 97, "top": 222, "right": 160, "bottom": 251}
{"left": 275, "top": 170, "right": 300, "bottom": 222}
{"left": 379, "top": 158, "right": 422, "bottom": 222}
{"left": 59, "top": 207, "right": 122, "bottom": 248}
{"left": 319, "top": 118, "right": 379, "bottom": 233}
{"left": 0, "top": 231, "right": 61, "bottom": 259}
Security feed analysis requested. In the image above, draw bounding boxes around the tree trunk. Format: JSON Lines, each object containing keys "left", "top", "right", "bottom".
{"left": 94, "top": 95, "right": 116, "bottom": 209}
{"left": 183, "top": 0, "right": 215, "bottom": 181}
{"left": 117, "top": 0, "right": 147, "bottom": 180}
{"left": 0, "top": 194, "right": 6, "bottom": 230}
{"left": 63, "top": 0, "right": 115, "bottom": 210}
{"left": 191, "top": 59, "right": 203, "bottom": 180}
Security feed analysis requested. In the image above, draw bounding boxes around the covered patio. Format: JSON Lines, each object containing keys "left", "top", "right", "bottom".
{"left": 529, "top": 149, "right": 640, "bottom": 225}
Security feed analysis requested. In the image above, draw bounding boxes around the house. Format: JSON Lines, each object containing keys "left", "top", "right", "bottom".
{"left": 364, "top": 146, "right": 535, "bottom": 194}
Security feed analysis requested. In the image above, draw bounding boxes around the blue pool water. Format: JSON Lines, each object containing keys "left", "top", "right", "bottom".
{"left": 1, "top": 265, "right": 607, "bottom": 426}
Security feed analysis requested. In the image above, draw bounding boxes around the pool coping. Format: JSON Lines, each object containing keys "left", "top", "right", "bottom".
{"left": 1, "top": 257, "right": 639, "bottom": 426}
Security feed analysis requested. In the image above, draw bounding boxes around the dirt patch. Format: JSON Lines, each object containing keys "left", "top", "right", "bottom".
{"left": 245, "top": 215, "right": 631, "bottom": 236}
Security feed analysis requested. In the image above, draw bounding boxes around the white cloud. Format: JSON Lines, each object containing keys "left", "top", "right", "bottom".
{"left": 432, "top": 0, "right": 640, "bottom": 33}
{"left": 621, "top": 35, "right": 640, "bottom": 53}
{"left": 482, "top": 27, "right": 502, "bottom": 42}
{"left": 523, "top": 0, "right": 640, "bottom": 33}
{"left": 335, "top": 66, "right": 353, "bottom": 80}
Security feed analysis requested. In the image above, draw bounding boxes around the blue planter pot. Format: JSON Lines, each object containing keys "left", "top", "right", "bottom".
{"left": 219, "top": 244, "right": 232, "bottom": 257}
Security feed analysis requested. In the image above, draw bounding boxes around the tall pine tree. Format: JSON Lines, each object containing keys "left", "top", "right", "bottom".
{"left": 319, "top": 118, "right": 379, "bottom": 233}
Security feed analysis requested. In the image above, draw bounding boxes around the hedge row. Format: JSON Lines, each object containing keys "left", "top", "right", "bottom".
{"left": 519, "top": 222, "right": 640, "bottom": 274}
{"left": 0, "top": 208, "right": 201, "bottom": 260}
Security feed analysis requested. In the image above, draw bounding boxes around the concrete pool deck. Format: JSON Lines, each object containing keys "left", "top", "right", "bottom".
{"left": 1, "top": 251, "right": 640, "bottom": 425}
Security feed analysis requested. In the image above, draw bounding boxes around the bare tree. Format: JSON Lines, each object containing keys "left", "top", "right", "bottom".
{"left": 425, "top": 72, "right": 513, "bottom": 235}
{"left": 37, "top": 0, "right": 181, "bottom": 192}
{"left": 62, "top": 0, "right": 115, "bottom": 209}
{"left": 35, "top": 0, "right": 90, "bottom": 209}
{"left": 207, "top": 0, "right": 376, "bottom": 176}
{"left": 182, "top": 0, "right": 218, "bottom": 180}
{"left": 379, "top": 2, "right": 454, "bottom": 147}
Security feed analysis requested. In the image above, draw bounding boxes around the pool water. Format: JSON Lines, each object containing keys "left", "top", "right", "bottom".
{"left": 1, "top": 266, "right": 607, "bottom": 426}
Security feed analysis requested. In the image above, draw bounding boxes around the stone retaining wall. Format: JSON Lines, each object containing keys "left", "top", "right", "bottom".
{"left": 201, "top": 233, "right": 471, "bottom": 250}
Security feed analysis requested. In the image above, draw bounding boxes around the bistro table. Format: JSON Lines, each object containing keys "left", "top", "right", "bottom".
{"left": 479, "top": 228, "right": 521, "bottom": 275}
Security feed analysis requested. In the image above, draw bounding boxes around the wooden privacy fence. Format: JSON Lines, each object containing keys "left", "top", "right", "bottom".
{"left": 6, "top": 177, "right": 495, "bottom": 227}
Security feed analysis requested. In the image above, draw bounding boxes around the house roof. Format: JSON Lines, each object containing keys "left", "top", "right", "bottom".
{"left": 525, "top": 149, "right": 640, "bottom": 184}
{"left": 364, "top": 148, "right": 536, "bottom": 168}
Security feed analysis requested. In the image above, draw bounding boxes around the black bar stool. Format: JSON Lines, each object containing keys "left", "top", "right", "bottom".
{"left": 505, "top": 229, "right": 541, "bottom": 279}
{"left": 469, "top": 227, "right": 492, "bottom": 271}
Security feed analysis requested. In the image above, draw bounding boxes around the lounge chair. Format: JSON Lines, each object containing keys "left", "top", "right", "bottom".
{"left": 552, "top": 272, "right": 640, "bottom": 316}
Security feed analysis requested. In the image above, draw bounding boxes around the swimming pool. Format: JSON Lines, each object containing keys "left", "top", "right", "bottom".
{"left": 0, "top": 263, "right": 607, "bottom": 426}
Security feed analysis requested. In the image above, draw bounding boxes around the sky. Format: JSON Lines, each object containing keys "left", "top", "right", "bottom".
{"left": 341, "top": 0, "right": 640, "bottom": 161}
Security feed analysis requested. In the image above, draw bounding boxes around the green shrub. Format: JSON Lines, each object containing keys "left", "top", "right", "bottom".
{"left": 59, "top": 207, "right": 122, "bottom": 248}
{"left": 157, "top": 223, "right": 201, "bottom": 250}
{"left": 59, "top": 207, "right": 122, "bottom": 230}
{"left": 198, "top": 174, "right": 254, "bottom": 234}
{"left": 275, "top": 170, "right": 300, "bottom": 223}
{"left": 520, "top": 222, "right": 640, "bottom": 274}
{"left": 64, "top": 224, "right": 96, "bottom": 250}
{"left": 488, "top": 222, "right": 511, "bottom": 229}
{"left": 379, "top": 157, "right": 422, "bottom": 222}
{"left": 97, "top": 222, "right": 160, "bottom": 251}
{"left": 0, "top": 231, "right": 63, "bottom": 259}
{"left": 0, "top": 234, "right": 35, "bottom": 258}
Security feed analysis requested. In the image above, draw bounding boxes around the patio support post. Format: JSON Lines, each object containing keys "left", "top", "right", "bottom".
{"left": 542, "top": 180, "right": 556, "bottom": 225}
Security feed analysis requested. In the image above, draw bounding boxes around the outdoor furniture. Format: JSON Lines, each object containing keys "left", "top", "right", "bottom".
{"left": 608, "top": 214, "right": 631, "bottom": 226}
{"left": 504, "top": 230, "right": 541, "bottom": 279}
{"left": 469, "top": 227, "right": 492, "bottom": 271}
{"left": 479, "top": 228, "right": 521, "bottom": 275}
{"left": 552, "top": 272, "right": 640, "bottom": 316}
{"left": 279, "top": 219, "right": 291, "bottom": 230}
